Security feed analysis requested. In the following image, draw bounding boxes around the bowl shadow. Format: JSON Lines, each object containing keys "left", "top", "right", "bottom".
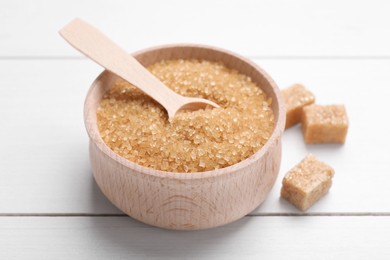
{"left": 88, "top": 211, "right": 254, "bottom": 258}
{"left": 88, "top": 173, "right": 257, "bottom": 257}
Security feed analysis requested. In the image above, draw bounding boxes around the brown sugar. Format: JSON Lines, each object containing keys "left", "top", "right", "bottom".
{"left": 282, "top": 84, "right": 315, "bottom": 129}
{"left": 96, "top": 59, "right": 275, "bottom": 172}
{"left": 281, "top": 154, "right": 335, "bottom": 211}
{"left": 302, "top": 104, "right": 348, "bottom": 144}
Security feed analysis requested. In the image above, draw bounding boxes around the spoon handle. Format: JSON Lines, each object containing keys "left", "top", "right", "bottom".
{"left": 59, "top": 18, "right": 182, "bottom": 112}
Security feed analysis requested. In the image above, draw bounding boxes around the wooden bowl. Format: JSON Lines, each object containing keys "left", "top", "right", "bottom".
{"left": 84, "top": 44, "right": 285, "bottom": 230}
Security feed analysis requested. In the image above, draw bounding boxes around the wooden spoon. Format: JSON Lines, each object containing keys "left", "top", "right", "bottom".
{"left": 59, "top": 18, "right": 219, "bottom": 120}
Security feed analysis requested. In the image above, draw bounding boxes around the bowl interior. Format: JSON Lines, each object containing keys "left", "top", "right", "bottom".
{"left": 84, "top": 44, "right": 285, "bottom": 177}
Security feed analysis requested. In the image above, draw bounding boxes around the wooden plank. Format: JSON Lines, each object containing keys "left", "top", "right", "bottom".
{"left": 0, "top": 59, "right": 389, "bottom": 214}
{"left": 1, "top": 0, "right": 390, "bottom": 57}
{"left": 0, "top": 59, "right": 121, "bottom": 214}
{"left": 1, "top": 216, "right": 389, "bottom": 259}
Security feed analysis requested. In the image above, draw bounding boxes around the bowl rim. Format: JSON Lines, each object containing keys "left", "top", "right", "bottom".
{"left": 84, "top": 43, "right": 285, "bottom": 180}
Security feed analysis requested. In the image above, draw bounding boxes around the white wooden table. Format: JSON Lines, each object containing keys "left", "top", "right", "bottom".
{"left": 1, "top": 0, "right": 390, "bottom": 259}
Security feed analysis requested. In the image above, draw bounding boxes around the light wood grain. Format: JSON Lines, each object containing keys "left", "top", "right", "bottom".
{"left": 1, "top": 59, "right": 389, "bottom": 215}
{"left": 1, "top": 216, "right": 389, "bottom": 259}
{"left": 59, "top": 19, "right": 219, "bottom": 119}
{"left": 84, "top": 44, "right": 285, "bottom": 230}
{"left": 1, "top": 0, "right": 390, "bottom": 57}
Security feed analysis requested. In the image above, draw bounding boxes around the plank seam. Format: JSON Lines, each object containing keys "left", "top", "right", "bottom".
{"left": 0, "top": 213, "right": 389, "bottom": 217}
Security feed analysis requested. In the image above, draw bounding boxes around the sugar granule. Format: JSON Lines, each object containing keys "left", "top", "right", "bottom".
{"left": 97, "top": 59, "right": 275, "bottom": 172}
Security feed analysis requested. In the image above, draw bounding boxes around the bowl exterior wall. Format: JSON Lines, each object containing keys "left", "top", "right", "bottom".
{"left": 90, "top": 136, "right": 281, "bottom": 230}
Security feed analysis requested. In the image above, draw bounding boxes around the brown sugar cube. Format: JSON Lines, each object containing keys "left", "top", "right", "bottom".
{"left": 281, "top": 155, "right": 334, "bottom": 211}
{"left": 282, "top": 84, "right": 315, "bottom": 129}
{"left": 302, "top": 104, "right": 348, "bottom": 144}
